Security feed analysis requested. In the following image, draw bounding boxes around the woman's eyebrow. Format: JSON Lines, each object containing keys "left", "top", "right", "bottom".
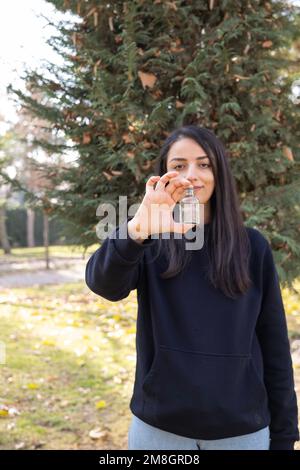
{"left": 169, "top": 156, "right": 208, "bottom": 162}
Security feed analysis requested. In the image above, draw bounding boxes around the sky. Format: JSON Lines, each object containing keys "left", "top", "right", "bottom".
{"left": 0, "top": 0, "right": 67, "bottom": 133}
{"left": 0, "top": 0, "right": 299, "bottom": 135}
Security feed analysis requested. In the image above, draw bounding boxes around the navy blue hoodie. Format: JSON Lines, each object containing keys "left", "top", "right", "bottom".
{"left": 85, "top": 218, "right": 299, "bottom": 450}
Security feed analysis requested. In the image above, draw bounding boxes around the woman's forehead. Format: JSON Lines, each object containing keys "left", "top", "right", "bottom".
{"left": 167, "top": 139, "right": 209, "bottom": 162}
{"left": 168, "top": 137, "right": 206, "bottom": 155}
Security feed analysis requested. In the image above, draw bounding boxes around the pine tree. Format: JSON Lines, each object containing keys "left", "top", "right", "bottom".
{"left": 8, "top": 0, "right": 300, "bottom": 286}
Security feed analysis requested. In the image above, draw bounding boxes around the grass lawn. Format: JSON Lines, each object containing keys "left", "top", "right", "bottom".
{"left": 0, "top": 278, "right": 299, "bottom": 450}
{"left": 0, "top": 245, "right": 99, "bottom": 259}
{"left": 0, "top": 282, "right": 137, "bottom": 450}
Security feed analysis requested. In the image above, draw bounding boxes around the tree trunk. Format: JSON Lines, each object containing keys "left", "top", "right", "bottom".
{"left": 0, "top": 206, "right": 11, "bottom": 254}
{"left": 43, "top": 212, "right": 49, "bottom": 269}
{"left": 26, "top": 208, "right": 35, "bottom": 247}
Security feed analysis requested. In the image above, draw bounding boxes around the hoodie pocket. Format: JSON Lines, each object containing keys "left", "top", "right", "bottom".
{"left": 142, "top": 345, "right": 267, "bottom": 437}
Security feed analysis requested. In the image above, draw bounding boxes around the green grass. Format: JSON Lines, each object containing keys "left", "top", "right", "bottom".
{"left": 0, "top": 245, "right": 99, "bottom": 259}
{"left": 0, "top": 282, "right": 137, "bottom": 450}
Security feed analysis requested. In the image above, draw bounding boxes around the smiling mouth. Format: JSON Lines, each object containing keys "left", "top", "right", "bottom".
{"left": 194, "top": 186, "right": 204, "bottom": 189}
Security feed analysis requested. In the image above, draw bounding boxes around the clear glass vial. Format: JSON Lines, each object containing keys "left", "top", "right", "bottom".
{"left": 179, "top": 187, "right": 201, "bottom": 225}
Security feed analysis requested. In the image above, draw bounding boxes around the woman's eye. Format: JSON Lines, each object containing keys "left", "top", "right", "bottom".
{"left": 173, "top": 163, "right": 210, "bottom": 170}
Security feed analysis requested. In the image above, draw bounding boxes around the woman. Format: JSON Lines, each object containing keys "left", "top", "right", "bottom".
{"left": 85, "top": 125, "right": 299, "bottom": 450}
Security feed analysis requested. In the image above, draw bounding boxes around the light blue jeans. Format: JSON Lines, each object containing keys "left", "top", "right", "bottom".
{"left": 128, "top": 415, "right": 270, "bottom": 450}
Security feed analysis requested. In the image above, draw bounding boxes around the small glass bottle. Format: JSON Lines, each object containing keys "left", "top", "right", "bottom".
{"left": 179, "top": 187, "right": 201, "bottom": 225}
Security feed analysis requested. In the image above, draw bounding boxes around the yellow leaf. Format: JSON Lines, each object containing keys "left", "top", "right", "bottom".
{"left": 42, "top": 339, "right": 56, "bottom": 347}
{"left": 0, "top": 409, "right": 9, "bottom": 417}
{"left": 27, "top": 383, "right": 39, "bottom": 390}
{"left": 126, "top": 326, "right": 136, "bottom": 334}
{"left": 95, "top": 400, "right": 106, "bottom": 409}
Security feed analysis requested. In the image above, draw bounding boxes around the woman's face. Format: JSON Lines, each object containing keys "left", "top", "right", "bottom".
{"left": 166, "top": 137, "right": 215, "bottom": 204}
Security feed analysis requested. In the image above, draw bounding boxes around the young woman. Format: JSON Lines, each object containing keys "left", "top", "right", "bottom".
{"left": 85, "top": 125, "right": 299, "bottom": 450}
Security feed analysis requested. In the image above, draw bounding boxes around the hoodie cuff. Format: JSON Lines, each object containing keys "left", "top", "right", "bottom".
{"left": 269, "top": 440, "right": 295, "bottom": 450}
{"left": 111, "top": 218, "right": 156, "bottom": 264}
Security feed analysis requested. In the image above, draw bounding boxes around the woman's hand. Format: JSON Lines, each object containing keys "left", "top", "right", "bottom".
{"left": 128, "top": 171, "right": 195, "bottom": 241}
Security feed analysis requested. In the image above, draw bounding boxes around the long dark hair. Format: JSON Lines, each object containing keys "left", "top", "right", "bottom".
{"left": 153, "top": 125, "right": 252, "bottom": 299}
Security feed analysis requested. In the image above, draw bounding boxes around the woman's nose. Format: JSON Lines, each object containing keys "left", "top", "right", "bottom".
{"left": 184, "top": 165, "right": 198, "bottom": 180}
{"left": 185, "top": 171, "right": 198, "bottom": 182}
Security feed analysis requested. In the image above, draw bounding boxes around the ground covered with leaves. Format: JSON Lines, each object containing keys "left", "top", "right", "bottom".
{"left": 0, "top": 282, "right": 137, "bottom": 449}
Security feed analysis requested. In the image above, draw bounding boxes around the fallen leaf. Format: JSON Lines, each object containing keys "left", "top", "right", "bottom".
{"left": 89, "top": 428, "right": 108, "bottom": 439}
{"left": 46, "top": 376, "right": 59, "bottom": 382}
{"left": 7, "top": 422, "right": 16, "bottom": 430}
{"left": 83, "top": 132, "right": 92, "bottom": 144}
{"left": 42, "top": 339, "right": 56, "bottom": 347}
{"left": 0, "top": 405, "right": 9, "bottom": 417}
{"left": 143, "top": 141, "right": 152, "bottom": 148}
{"left": 262, "top": 40, "right": 273, "bottom": 48}
{"left": 282, "top": 146, "right": 294, "bottom": 162}
{"left": 122, "top": 133, "right": 133, "bottom": 144}
{"left": 27, "top": 383, "right": 39, "bottom": 390}
{"left": 113, "top": 376, "right": 122, "bottom": 384}
{"left": 15, "top": 442, "right": 25, "bottom": 450}
{"left": 8, "top": 407, "right": 20, "bottom": 417}
{"left": 108, "top": 17, "right": 114, "bottom": 32}
{"left": 175, "top": 100, "right": 184, "bottom": 109}
{"left": 60, "top": 400, "right": 69, "bottom": 408}
{"left": 0, "top": 405, "right": 20, "bottom": 418}
{"left": 151, "top": 89, "right": 163, "bottom": 99}
{"left": 95, "top": 400, "right": 106, "bottom": 409}
{"left": 102, "top": 171, "right": 113, "bottom": 181}
{"left": 166, "top": 1, "right": 178, "bottom": 11}
{"left": 138, "top": 71, "right": 157, "bottom": 89}
{"left": 115, "top": 35, "right": 122, "bottom": 44}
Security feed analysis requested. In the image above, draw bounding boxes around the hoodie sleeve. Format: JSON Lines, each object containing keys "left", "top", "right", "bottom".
{"left": 85, "top": 218, "right": 156, "bottom": 301}
{"left": 255, "top": 241, "right": 299, "bottom": 450}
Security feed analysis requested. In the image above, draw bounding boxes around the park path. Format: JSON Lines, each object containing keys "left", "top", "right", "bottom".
{"left": 0, "top": 256, "right": 87, "bottom": 288}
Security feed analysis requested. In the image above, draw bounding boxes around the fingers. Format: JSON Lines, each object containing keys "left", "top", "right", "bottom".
{"left": 165, "top": 176, "right": 193, "bottom": 204}
{"left": 145, "top": 175, "right": 161, "bottom": 193}
{"left": 167, "top": 178, "right": 192, "bottom": 198}
{"left": 171, "top": 185, "right": 191, "bottom": 203}
{"left": 154, "top": 171, "right": 179, "bottom": 191}
{"left": 145, "top": 172, "right": 192, "bottom": 200}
